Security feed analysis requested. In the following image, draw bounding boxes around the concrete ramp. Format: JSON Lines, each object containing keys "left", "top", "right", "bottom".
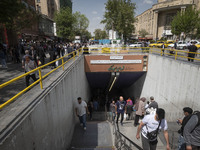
{"left": 69, "top": 121, "right": 114, "bottom": 150}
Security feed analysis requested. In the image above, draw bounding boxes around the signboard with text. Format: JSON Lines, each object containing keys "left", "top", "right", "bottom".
{"left": 85, "top": 55, "right": 148, "bottom": 72}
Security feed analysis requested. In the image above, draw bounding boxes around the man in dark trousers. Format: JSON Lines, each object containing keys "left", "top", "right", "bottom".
{"left": 188, "top": 42, "right": 197, "bottom": 62}
{"left": 115, "top": 96, "right": 127, "bottom": 125}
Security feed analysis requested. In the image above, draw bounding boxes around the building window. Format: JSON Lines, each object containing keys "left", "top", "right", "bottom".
{"left": 37, "top": 0, "right": 40, "bottom": 3}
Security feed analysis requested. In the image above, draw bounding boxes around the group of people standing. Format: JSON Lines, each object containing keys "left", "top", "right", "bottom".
{"left": 74, "top": 96, "right": 200, "bottom": 150}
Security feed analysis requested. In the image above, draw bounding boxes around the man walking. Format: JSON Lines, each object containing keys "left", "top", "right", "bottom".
{"left": 177, "top": 107, "right": 193, "bottom": 150}
{"left": 188, "top": 42, "right": 197, "bottom": 62}
{"left": 134, "top": 97, "right": 146, "bottom": 127}
{"left": 148, "top": 96, "right": 158, "bottom": 110}
{"left": 75, "top": 97, "right": 89, "bottom": 130}
{"left": 183, "top": 111, "right": 200, "bottom": 150}
{"left": 115, "top": 96, "right": 126, "bottom": 125}
{"left": 24, "top": 55, "right": 37, "bottom": 87}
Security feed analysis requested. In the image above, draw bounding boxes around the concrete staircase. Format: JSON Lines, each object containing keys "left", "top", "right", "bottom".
{"left": 70, "top": 147, "right": 114, "bottom": 150}
{"left": 69, "top": 112, "right": 114, "bottom": 150}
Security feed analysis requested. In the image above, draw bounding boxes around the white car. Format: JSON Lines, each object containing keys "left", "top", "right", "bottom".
{"left": 168, "top": 41, "right": 187, "bottom": 49}
{"left": 177, "top": 41, "right": 187, "bottom": 50}
{"left": 129, "top": 42, "right": 142, "bottom": 47}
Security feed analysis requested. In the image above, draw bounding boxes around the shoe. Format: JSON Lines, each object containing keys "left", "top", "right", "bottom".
{"left": 84, "top": 127, "right": 86, "bottom": 130}
{"left": 80, "top": 123, "right": 83, "bottom": 127}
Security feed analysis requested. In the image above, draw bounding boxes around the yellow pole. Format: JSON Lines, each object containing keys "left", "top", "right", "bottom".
{"left": 175, "top": 51, "right": 178, "bottom": 60}
{"left": 38, "top": 68, "right": 43, "bottom": 89}
{"left": 62, "top": 57, "right": 64, "bottom": 71}
{"left": 73, "top": 52, "right": 75, "bottom": 61}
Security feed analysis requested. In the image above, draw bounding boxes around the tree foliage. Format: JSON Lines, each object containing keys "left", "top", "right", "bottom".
{"left": 55, "top": 8, "right": 91, "bottom": 41}
{"left": 101, "top": 0, "right": 136, "bottom": 43}
{"left": 73, "top": 12, "right": 89, "bottom": 36}
{"left": 139, "top": 29, "right": 149, "bottom": 38}
{"left": 54, "top": 7, "right": 75, "bottom": 39}
{"left": 171, "top": 6, "right": 200, "bottom": 39}
{"left": 94, "top": 29, "right": 108, "bottom": 40}
{"left": 0, "top": 0, "right": 39, "bottom": 31}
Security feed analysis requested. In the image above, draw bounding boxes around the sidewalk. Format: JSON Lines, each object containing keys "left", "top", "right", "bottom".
{"left": 0, "top": 54, "right": 54, "bottom": 104}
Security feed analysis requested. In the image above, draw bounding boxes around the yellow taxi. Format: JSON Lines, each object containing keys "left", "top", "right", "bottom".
{"left": 196, "top": 43, "right": 200, "bottom": 49}
{"left": 149, "top": 41, "right": 163, "bottom": 47}
{"left": 164, "top": 41, "right": 174, "bottom": 48}
{"left": 156, "top": 41, "right": 165, "bottom": 48}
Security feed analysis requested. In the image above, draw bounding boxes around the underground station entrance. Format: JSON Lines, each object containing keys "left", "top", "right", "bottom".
{"left": 84, "top": 54, "right": 148, "bottom": 110}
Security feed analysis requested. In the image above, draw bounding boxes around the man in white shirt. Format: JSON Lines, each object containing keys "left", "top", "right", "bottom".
{"left": 75, "top": 97, "right": 89, "bottom": 130}
{"left": 24, "top": 56, "right": 37, "bottom": 87}
{"left": 136, "top": 108, "right": 170, "bottom": 150}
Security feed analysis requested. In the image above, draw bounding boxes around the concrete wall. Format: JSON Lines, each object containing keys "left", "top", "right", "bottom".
{"left": 0, "top": 56, "right": 90, "bottom": 150}
{"left": 124, "top": 54, "right": 200, "bottom": 121}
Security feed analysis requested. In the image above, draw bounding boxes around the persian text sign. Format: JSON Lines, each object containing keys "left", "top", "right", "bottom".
{"left": 90, "top": 60, "right": 142, "bottom": 64}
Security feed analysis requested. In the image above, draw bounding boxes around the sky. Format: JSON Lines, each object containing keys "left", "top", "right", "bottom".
{"left": 72, "top": 0, "right": 157, "bottom": 35}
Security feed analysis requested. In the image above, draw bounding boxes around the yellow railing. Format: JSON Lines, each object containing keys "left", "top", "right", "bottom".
{"left": 0, "top": 49, "right": 82, "bottom": 109}
{"left": 0, "top": 47, "right": 199, "bottom": 109}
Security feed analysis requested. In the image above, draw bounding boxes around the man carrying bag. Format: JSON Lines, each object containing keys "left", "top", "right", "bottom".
{"left": 136, "top": 108, "right": 170, "bottom": 150}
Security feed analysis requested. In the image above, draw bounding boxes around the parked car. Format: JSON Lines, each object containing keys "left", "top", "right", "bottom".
{"left": 195, "top": 43, "right": 200, "bottom": 49}
{"left": 164, "top": 41, "right": 174, "bottom": 48}
{"left": 189, "top": 40, "right": 199, "bottom": 44}
{"left": 129, "top": 42, "right": 142, "bottom": 47}
{"left": 149, "top": 41, "right": 164, "bottom": 47}
{"left": 177, "top": 41, "right": 187, "bottom": 49}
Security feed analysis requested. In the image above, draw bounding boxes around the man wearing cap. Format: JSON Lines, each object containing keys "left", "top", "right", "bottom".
{"left": 148, "top": 96, "right": 158, "bottom": 110}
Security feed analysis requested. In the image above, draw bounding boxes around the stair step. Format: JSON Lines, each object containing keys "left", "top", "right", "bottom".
{"left": 70, "top": 146, "right": 114, "bottom": 150}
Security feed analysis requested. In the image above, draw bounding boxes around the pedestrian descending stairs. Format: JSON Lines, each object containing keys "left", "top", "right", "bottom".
{"left": 69, "top": 112, "right": 114, "bottom": 150}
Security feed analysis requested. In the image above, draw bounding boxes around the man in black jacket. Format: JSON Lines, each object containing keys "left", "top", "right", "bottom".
{"left": 188, "top": 42, "right": 197, "bottom": 62}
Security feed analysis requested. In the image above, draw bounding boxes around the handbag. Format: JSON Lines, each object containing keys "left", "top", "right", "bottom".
{"left": 146, "top": 120, "right": 161, "bottom": 144}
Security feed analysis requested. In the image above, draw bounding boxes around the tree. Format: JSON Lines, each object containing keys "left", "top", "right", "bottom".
{"left": 101, "top": 0, "right": 136, "bottom": 44}
{"left": 139, "top": 29, "right": 149, "bottom": 38}
{"left": 94, "top": 29, "right": 108, "bottom": 40}
{"left": 73, "top": 12, "right": 89, "bottom": 41}
{"left": 54, "top": 7, "right": 75, "bottom": 39}
{"left": 0, "top": 0, "right": 39, "bottom": 31}
{"left": 171, "top": 6, "right": 200, "bottom": 39}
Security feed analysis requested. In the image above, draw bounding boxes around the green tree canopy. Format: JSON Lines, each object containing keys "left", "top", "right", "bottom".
{"left": 0, "top": 0, "right": 38, "bottom": 31}
{"left": 171, "top": 6, "right": 200, "bottom": 39}
{"left": 54, "top": 7, "right": 75, "bottom": 39}
{"left": 94, "top": 29, "right": 108, "bottom": 40}
{"left": 73, "top": 12, "right": 89, "bottom": 35}
{"left": 139, "top": 29, "right": 149, "bottom": 38}
{"left": 101, "top": 0, "right": 136, "bottom": 44}
{"left": 55, "top": 9, "right": 91, "bottom": 41}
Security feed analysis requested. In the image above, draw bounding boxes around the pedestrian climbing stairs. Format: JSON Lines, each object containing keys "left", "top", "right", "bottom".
{"left": 69, "top": 112, "right": 114, "bottom": 150}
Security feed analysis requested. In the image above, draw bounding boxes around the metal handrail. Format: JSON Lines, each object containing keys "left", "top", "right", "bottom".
{"left": 0, "top": 48, "right": 82, "bottom": 109}
{"left": 112, "top": 116, "right": 143, "bottom": 150}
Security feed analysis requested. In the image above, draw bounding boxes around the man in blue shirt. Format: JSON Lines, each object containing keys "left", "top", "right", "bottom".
{"left": 115, "top": 96, "right": 127, "bottom": 125}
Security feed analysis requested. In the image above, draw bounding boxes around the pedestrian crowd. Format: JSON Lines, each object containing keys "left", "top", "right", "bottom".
{"left": 107, "top": 96, "right": 200, "bottom": 150}
{"left": 0, "top": 41, "right": 86, "bottom": 69}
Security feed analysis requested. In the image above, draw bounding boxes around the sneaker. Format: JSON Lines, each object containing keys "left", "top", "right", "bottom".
{"left": 80, "top": 123, "right": 83, "bottom": 127}
{"left": 84, "top": 127, "right": 86, "bottom": 130}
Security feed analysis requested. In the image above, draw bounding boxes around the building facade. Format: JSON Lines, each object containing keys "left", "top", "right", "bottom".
{"left": 134, "top": 0, "right": 200, "bottom": 40}
{"left": 35, "top": 0, "right": 72, "bottom": 39}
